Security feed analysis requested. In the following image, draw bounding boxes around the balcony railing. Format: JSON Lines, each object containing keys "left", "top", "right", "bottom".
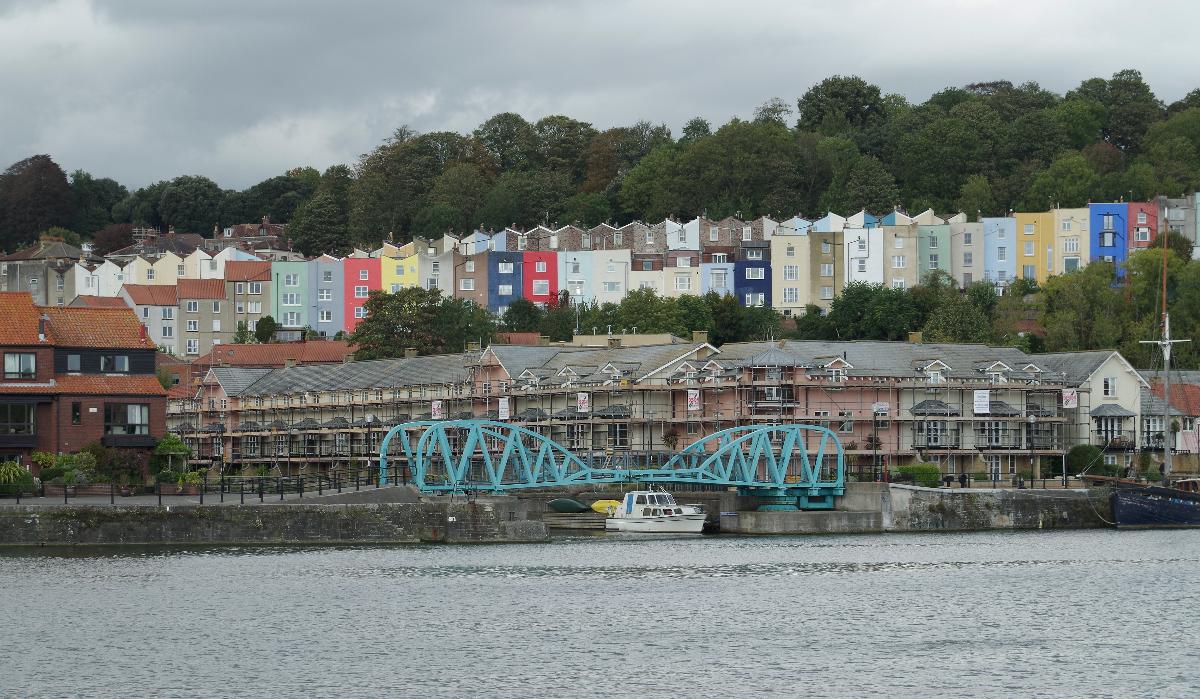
{"left": 1092, "top": 430, "right": 1136, "bottom": 449}
{"left": 912, "top": 430, "right": 962, "bottom": 449}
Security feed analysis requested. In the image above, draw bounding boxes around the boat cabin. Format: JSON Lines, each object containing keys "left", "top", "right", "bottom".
{"left": 620, "top": 490, "right": 684, "bottom": 517}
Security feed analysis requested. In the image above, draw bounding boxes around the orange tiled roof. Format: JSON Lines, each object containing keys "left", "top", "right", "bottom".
{"left": 0, "top": 374, "right": 166, "bottom": 396}
{"left": 44, "top": 306, "right": 156, "bottom": 349}
{"left": 73, "top": 295, "right": 130, "bottom": 309}
{"left": 195, "top": 340, "right": 354, "bottom": 367}
{"left": 177, "top": 278, "right": 226, "bottom": 299}
{"left": 122, "top": 283, "right": 178, "bottom": 306}
{"left": 167, "top": 381, "right": 197, "bottom": 399}
{"left": 224, "top": 260, "right": 272, "bottom": 281}
{"left": 1152, "top": 382, "right": 1200, "bottom": 417}
{"left": 0, "top": 292, "right": 48, "bottom": 345}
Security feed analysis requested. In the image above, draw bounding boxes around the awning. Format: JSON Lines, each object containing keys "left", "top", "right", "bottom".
{"left": 1091, "top": 403, "right": 1136, "bottom": 418}
{"left": 910, "top": 399, "right": 960, "bottom": 416}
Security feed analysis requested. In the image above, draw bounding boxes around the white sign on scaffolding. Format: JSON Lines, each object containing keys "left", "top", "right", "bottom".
{"left": 973, "top": 390, "right": 990, "bottom": 415}
{"left": 1062, "top": 388, "right": 1078, "bottom": 409}
{"left": 498, "top": 397, "right": 510, "bottom": 421}
{"left": 687, "top": 389, "right": 701, "bottom": 412}
{"left": 576, "top": 392, "right": 590, "bottom": 413}
{"left": 431, "top": 400, "right": 443, "bottom": 420}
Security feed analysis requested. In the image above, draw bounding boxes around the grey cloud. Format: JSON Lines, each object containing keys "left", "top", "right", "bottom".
{"left": 1, "top": 0, "right": 1196, "bottom": 190}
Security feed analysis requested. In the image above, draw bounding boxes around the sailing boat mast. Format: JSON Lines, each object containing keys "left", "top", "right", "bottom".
{"left": 1140, "top": 226, "right": 1188, "bottom": 482}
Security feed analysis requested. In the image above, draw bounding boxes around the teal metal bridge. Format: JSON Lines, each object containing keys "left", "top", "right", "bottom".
{"left": 378, "top": 420, "right": 844, "bottom": 510}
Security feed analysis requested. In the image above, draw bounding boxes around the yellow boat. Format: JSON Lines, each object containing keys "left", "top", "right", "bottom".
{"left": 591, "top": 499, "right": 621, "bottom": 515}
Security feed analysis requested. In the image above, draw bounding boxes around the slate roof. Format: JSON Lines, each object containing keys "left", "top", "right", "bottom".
{"left": 208, "top": 367, "right": 274, "bottom": 397}
{"left": 0, "top": 239, "right": 84, "bottom": 261}
{"left": 122, "top": 284, "right": 178, "bottom": 306}
{"left": 1034, "top": 351, "right": 1118, "bottom": 384}
{"left": 910, "top": 399, "right": 960, "bottom": 416}
{"left": 1140, "top": 387, "right": 1184, "bottom": 417}
{"left": 221, "top": 354, "right": 469, "bottom": 398}
{"left": 1091, "top": 403, "right": 1136, "bottom": 417}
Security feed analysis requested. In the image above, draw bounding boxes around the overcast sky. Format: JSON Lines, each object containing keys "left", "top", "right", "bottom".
{"left": 2, "top": 0, "right": 1197, "bottom": 190}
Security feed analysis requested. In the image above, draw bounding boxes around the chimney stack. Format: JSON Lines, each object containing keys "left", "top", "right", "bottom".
{"left": 908, "top": 331, "right": 924, "bottom": 344}
{"left": 607, "top": 337, "right": 622, "bottom": 349}
{"left": 404, "top": 348, "right": 418, "bottom": 358}
{"left": 691, "top": 330, "right": 709, "bottom": 344}
{"left": 38, "top": 314, "right": 48, "bottom": 342}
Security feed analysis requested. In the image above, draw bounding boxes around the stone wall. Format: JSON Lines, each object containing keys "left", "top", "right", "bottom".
{"left": 881, "top": 484, "right": 1112, "bottom": 532}
{"left": 0, "top": 502, "right": 548, "bottom": 547}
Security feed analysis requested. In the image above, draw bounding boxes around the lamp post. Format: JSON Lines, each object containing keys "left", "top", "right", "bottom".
{"left": 1027, "top": 413, "right": 1037, "bottom": 487}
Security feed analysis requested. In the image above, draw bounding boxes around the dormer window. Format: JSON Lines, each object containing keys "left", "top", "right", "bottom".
{"left": 927, "top": 370, "right": 944, "bottom": 384}
{"left": 989, "top": 372, "right": 1007, "bottom": 384}
{"left": 829, "top": 367, "right": 846, "bottom": 382}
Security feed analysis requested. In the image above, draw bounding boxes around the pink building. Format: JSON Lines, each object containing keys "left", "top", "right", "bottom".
{"left": 342, "top": 257, "right": 381, "bottom": 332}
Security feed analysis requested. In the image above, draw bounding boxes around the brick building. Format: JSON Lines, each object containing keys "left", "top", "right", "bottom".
{"left": 0, "top": 292, "right": 166, "bottom": 471}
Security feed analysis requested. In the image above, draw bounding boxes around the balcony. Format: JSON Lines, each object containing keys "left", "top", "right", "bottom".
{"left": 912, "top": 430, "right": 961, "bottom": 449}
{"left": 1092, "top": 430, "right": 1136, "bottom": 450}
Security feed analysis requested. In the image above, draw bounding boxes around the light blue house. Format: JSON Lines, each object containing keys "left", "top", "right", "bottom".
{"left": 558, "top": 250, "right": 595, "bottom": 305}
{"left": 981, "top": 218, "right": 1016, "bottom": 287}
{"left": 272, "top": 259, "right": 309, "bottom": 333}
{"left": 308, "top": 255, "right": 344, "bottom": 338}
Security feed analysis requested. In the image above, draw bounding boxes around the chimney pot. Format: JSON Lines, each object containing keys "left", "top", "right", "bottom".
{"left": 691, "top": 330, "right": 709, "bottom": 344}
{"left": 404, "top": 347, "right": 418, "bottom": 358}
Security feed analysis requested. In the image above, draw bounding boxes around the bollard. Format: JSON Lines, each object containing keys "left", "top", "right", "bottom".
{"left": 336, "top": 472, "right": 342, "bottom": 494}
{"left": 278, "top": 478, "right": 284, "bottom": 501}
{"left": 299, "top": 476, "right": 303, "bottom": 499}
{"left": 110, "top": 482, "right": 114, "bottom": 506}
{"left": 318, "top": 475, "right": 323, "bottom": 496}
{"left": 356, "top": 472, "right": 360, "bottom": 491}
{"left": 220, "top": 475, "right": 225, "bottom": 503}
{"left": 64, "top": 482, "right": 69, "bottom": 505}
{"left": 200, "top": 474, "right": 206, "bottom": 505}
{"left": 157, "top": 481, "right": 162, "bottom": 507}
{"left": 240, "top": 480, "right": 245, "bottom": 505}
{"left": 258, "top": 478, "right": 264, "bottom": 503}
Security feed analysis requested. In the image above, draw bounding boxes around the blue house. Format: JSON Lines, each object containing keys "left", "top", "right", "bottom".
{"left": 734, "top": 241, "right": 771, "bottom": 307}
{"left": 308, "top": 255, "right": 344, "bottom": 338}
{"left": 487, "top": 251, "right": 524, "bottom": 315}
{"left": 981, "top": 218, "right": 1016, "bottom": 287}
{"left": 1089, "top": 203, "right": 1129, "bottom": 276}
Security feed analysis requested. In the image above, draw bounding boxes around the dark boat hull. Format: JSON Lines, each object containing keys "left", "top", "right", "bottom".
{"left": 1111, "top": 486, "right": 1200, "bottom": 528}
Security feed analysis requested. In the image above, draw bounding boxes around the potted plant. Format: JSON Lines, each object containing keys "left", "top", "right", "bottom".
{"left": 176, "top": 470, "right": 204, "bottom": 495}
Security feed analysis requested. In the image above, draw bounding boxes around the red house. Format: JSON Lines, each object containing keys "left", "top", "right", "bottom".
{"left": 1128, "top": 201, "right": 1159, "bottom": 250}
{"left": 522, "top": 251, "right": 557, "bottom": 306}
{"left": 342, "top": 257, "right": 381, "bottom": 332}
{"left": 0, "top": 292, "right": 166, "bottom": 472}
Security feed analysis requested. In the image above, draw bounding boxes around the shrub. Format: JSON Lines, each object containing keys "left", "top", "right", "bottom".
{"left": 1066, "top": 444, "right": 1105, "bottom": 476}
{"left": 895, "top": 463, "right": 942, "bottom": 488}
{"left": 1143, "top": 461, "right": 1162, "bottom": 481}
{"left": 0, "top": 461, "right": 34, "bottom": 494}
{"left": 155, "top": 470, "right": 182, "bottom": 484}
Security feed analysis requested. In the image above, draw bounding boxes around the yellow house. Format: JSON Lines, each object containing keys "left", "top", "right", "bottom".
{"left": 1013, "top": 211, "right": 1054, "bottom": 282}
{"left": 1053, "top": 208, "right": 1090, "bottom": 274}
{"left": 771, "top": 218, "right": 812, "bottom": 315}
{"left": 381, "top": 254, "right": 419, "bottom": 292}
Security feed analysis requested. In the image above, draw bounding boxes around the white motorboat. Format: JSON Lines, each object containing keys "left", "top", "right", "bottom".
{"left": 604, "top": 489, "right": 707, "bottom": 533}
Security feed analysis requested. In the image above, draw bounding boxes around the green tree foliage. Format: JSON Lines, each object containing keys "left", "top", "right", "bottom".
{"left": 349, "top": 287, "right": 495, "bottom": 359}
{"left": 478, "top": 170, "right": 572, "bottom": 230}
{"left": 288, "top": 192, "right": 350, "bottom": 257}
{"left": 474, "top": 112, "right": 538, "bottom": 172}
{"left": 158, "top": 175, "right": 224, "bottom": 234}
{"left": 501, "top": 299, "right": 544, "bottom": 332}
{"left": 1065, "top": 444, "right": 1105, "bottom": 476}
{"left": 69, "top": 170, "right": 127, "bottom": 235}
{"left": 955, "top": 174, "right": 997, "bottom": 219}
{"left": 253, "top": 315, "right": 279, "bottom": 343}
{"left": 560, "top": 192, "right": 612, "bottom": 228}
{"left": 843, "top": 155, "right": 899, "bottom": 214}
{"left": 0, "top": 155, "right": 75, "bottom": 250}
{"left": 796, "top": 75, "right": 886, "bottom": 134}
{"left": 1022, "top": 152, "right": 1099, "bottom": 209}
{"left": 232, "top": 321, "right": 253, "bottom": 344}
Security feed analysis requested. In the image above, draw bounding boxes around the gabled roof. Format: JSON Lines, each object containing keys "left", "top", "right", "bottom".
{"left": 910, "top": 399, "right": 960, "bottom": 416}
{"left": 177, "top": 279, "right": 226, "bottom": 300}
{"left": 206, "top": 367, "right": 275, "bottom": 397}
{"left": 44, "top": 306, "right": 155, "bottom": 349}
{"left": 224, "top": 260, "right": 272, "bottom": 281}
{"left": 121, "top": 284, "right": 178, "bottom": 306}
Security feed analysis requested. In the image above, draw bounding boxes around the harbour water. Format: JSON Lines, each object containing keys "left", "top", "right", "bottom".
{"left": 2, "top": 530, "right": 1199, "bottom": 697}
